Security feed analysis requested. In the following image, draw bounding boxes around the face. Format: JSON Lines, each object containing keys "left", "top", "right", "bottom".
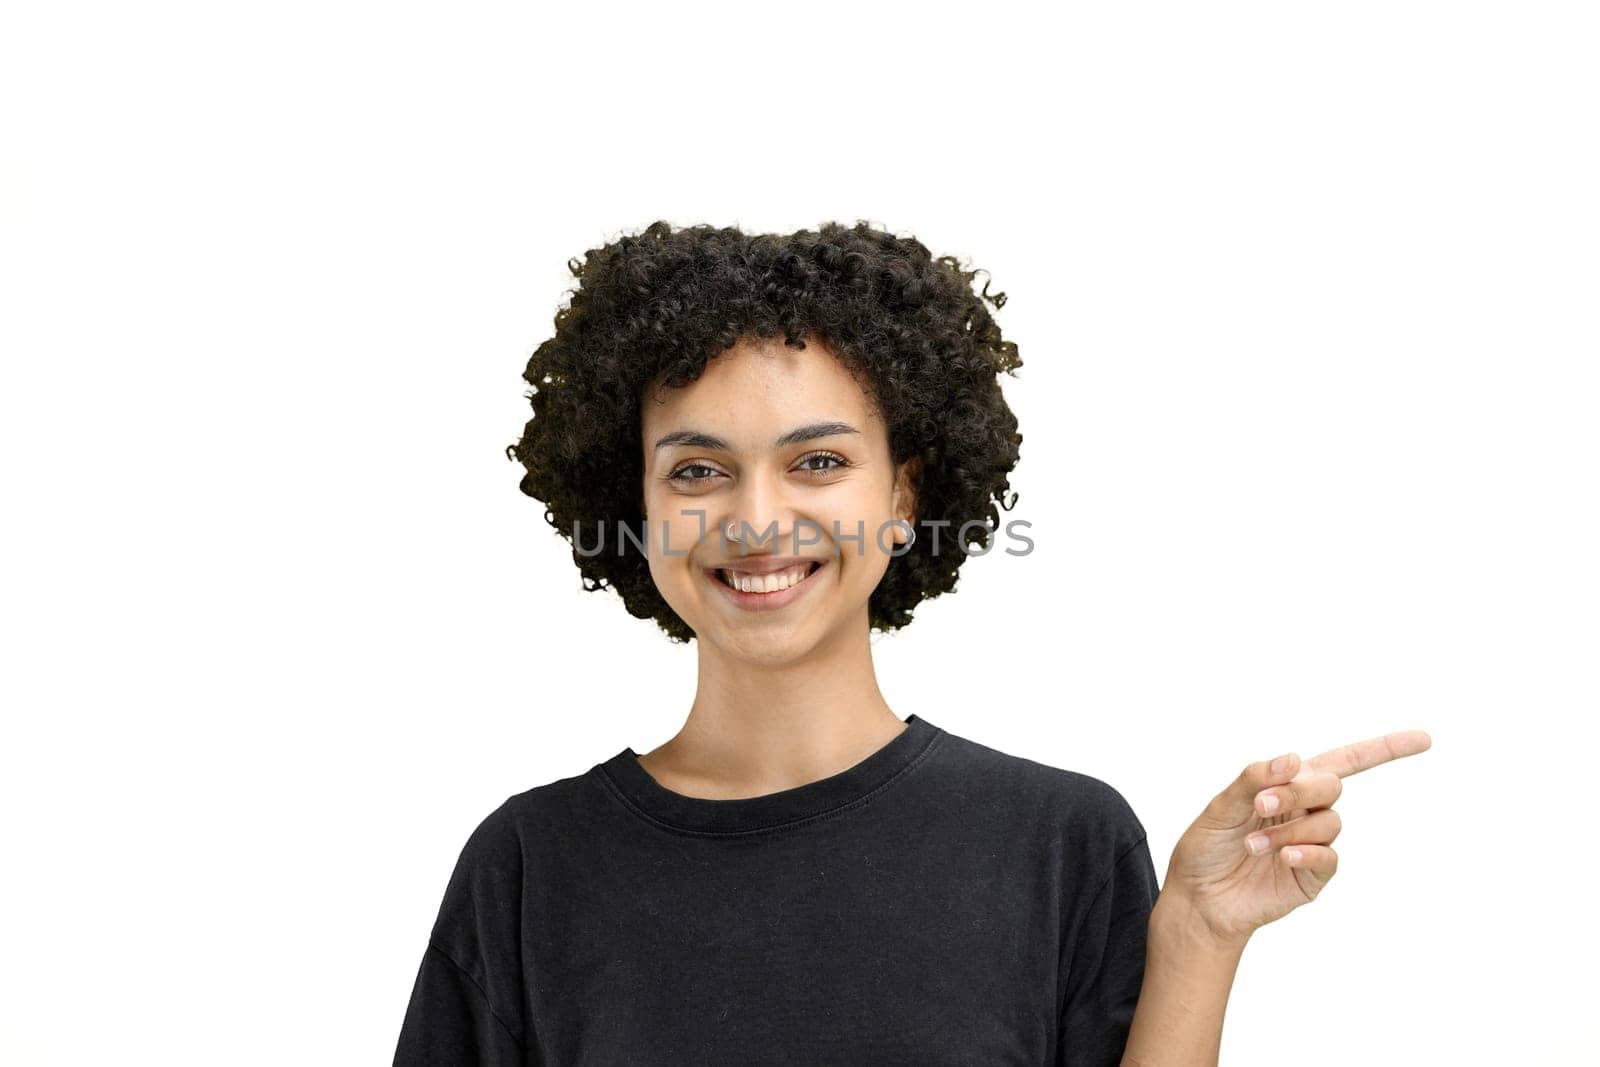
{"left": 640, "top": 333, "right": 918, "bottom": 665}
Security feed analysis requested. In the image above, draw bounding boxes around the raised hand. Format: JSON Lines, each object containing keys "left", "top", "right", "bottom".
{"left": 1157, "top": 730, "right": 1432, "bottom": 950}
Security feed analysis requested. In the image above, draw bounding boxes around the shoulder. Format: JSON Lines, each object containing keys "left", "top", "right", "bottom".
{"left": 427, "top": 771, "right": 596, "bottom": 950}
{"left": 452, "top": 768, "right": 597, "bottom": 870}
{"left": 930, "top": 728, "right": 1148, "bottom": 856}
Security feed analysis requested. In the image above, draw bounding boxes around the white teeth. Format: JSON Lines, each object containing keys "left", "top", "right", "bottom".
{"left": 720, "top": 563, "right": 815, "bottom": 594}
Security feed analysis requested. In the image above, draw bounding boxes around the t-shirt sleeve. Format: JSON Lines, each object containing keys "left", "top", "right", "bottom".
{"left": 393, "top": 799, "right": 530, "bottom": 1066}
{"left": 1057, "top": 826, "right": 1161, "bottom": 1065}
{"left": 394, "top": 943, "right": 527, "bottom": 1066}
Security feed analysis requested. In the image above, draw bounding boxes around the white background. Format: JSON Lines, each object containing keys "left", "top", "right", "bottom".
{"left": 3, "top": 2, "right": 1595, "bottom": 1063}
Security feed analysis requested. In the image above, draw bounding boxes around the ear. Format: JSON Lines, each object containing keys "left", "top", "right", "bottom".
{"left": 893, "top": 456, "right": 922, "bottom": 528}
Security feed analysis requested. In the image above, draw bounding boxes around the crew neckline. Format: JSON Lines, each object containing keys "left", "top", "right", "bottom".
{"left": 597, "top": 713, "right": 944, "bottom": 835}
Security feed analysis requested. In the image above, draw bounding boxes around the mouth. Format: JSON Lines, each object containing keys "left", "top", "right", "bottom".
{"left": 706, "top": 559, "right": 828, "bottom": 612}
{"left": 716, "top": 563, "right": 825, "bottom": 588}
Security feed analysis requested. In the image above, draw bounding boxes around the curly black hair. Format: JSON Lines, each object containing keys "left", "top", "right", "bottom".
{"left": 505, "top": 219, "right": 1023, "bottom": 644}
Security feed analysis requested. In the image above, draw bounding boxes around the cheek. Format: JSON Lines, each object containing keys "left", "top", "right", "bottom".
{"left": 826, "top": 520, "right": 899, "bottom": 581}
{"left": 647, "top": 513, "right": 704, "bottom": 568}
{"left": 821, "top": 483, "right": 894, "bottom": 531}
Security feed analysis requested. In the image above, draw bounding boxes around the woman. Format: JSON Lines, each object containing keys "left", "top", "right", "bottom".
{"left": 393, "top": 220, "right": 1430, "bottom": 1065}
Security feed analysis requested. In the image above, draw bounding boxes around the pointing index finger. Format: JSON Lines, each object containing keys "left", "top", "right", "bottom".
{"left": 1304, "top": 729, "right": 1433, "bottom": 779}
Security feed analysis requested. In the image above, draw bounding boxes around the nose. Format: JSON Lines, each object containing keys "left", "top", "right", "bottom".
{"left": 723, "top": 468, "right": 796, "bottom": 554}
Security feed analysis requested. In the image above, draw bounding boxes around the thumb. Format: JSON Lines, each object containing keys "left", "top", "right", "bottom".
{"left": 1203, "top": 750, "right": 1302, "bottom": 825}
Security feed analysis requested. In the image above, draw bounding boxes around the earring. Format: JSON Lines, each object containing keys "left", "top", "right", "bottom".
{"left": 900, "top": 520, "right": 916, "bottom": 547}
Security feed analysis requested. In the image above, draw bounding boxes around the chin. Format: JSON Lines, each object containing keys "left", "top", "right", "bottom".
{"left": 692, "top": 608, "right": 839, "bottom": 665}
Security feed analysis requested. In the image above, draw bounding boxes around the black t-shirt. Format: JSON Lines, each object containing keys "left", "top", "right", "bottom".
{"left": 393, "top": 714, "right": 1160, "bottom": 1066}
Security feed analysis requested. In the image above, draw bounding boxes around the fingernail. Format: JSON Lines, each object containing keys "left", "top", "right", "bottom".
{"left": 1259, "top": 793, "right": 1280, "bottom": 815}
{"left": 1270, "top": 754, "right": 1292, "bottom": 775}
{"left": 1247, "top": 833, "right": 1270, "bottom": 855}
{"left": 1284, "top": 847, "right": 1303, "bottom": 864}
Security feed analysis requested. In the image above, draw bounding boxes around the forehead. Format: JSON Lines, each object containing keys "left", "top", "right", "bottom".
{"left": 642, "top": 334, "right": 881, "bottom": 441}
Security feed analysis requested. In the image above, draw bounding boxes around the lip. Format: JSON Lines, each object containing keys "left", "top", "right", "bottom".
{"left": 708, "top": 554, "right": 827, "bottom": 576}
{"left": 706, "top": 559, "right": 828, "bottom": 613}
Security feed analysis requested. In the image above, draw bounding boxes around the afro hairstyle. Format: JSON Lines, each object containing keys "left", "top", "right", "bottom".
{"left": 505, "top": 219, "right": 1023, "bottom": 644}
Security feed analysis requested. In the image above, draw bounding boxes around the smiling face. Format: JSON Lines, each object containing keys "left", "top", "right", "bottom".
{"left": 641, "top": 333, "right": 919, "bottom": 665}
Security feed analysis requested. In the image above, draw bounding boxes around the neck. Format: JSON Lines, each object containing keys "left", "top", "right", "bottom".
{"left": 636, "top": 613, "right": 907, "bottom": 800}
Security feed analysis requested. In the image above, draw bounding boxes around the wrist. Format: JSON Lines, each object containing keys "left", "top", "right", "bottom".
{"left": 1149, "top": 892, "right": 1251, "bottom": 961}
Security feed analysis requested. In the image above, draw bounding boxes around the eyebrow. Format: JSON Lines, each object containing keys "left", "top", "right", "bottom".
{"left": 652, "top": 421, "right": 861, "bottom": 452}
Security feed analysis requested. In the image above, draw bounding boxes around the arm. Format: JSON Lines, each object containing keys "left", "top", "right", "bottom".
{"left": 394, "top": 800, "right": 532, "bottom": 1066}
{"left": 1118, "top": 730, "right": 1431, "bottom": 1066}
{"left": 394, "top": 943, "right": 527, "bottom": 1066}
{"left": 1121, "top": 895, "right": 1246, "bottom": 1067}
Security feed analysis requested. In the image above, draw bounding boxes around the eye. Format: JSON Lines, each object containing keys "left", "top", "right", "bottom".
{"left": 796, "top": 451, "right": 850, "bottom": 476}
{"left": 666, "top": 462, "right": 723, "bottom": 484}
